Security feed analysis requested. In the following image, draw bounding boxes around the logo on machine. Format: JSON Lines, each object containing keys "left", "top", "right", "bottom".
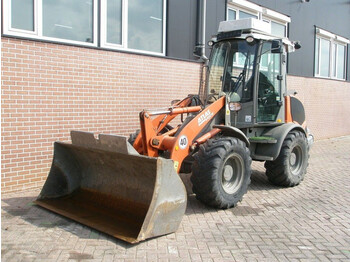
{"left": 198, "top": 109, "right": 213, "bottom": 126}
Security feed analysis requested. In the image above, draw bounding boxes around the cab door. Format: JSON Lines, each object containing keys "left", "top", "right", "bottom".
{"left": 257, "top": 41, "right": 284, "bottom": 123}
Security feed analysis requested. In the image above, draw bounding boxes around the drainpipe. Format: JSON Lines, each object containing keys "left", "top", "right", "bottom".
{"left": 194, "top": 0, "right": 208, "bottom": 62}
{"left": 195, "top": 0, "right": 209, "bottom": 102}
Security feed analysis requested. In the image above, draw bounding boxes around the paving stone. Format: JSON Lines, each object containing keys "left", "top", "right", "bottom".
{"left": 2, "top": 136, "right": 350, "bottom": 261}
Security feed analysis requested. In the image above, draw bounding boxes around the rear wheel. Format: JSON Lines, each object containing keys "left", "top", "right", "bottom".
{"left": 191, "top": 137, "right": 251, "bottom": 209}
{"left": 265, "top": 130, "right": 308, "bottom": 187}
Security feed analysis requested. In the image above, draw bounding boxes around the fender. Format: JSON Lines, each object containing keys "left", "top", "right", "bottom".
{"left": 213, "top": 125, "right": 250, "bottom": 146}
{"left": 254, "top": 123, "right": 307, "bottom": 160}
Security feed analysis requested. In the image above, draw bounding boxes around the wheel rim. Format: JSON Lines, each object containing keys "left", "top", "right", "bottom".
{"left": 290, "top": 145, "right": 303, "bottom": 176}
{"left": 221, "top": 153, "right": 244, "bottom": 194}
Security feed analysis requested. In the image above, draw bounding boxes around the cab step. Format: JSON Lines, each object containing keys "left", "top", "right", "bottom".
{"left": 251, "top": 154, "right": 274, "bottom": 161}
{"left": 249, "top": 136, "right": 277, "bottom": 144}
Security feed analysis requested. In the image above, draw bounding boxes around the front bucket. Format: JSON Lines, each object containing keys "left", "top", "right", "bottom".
{"left": 35, "top": 131, "right": 187, "bottom": 243}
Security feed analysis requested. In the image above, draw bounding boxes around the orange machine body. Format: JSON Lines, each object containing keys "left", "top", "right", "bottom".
{"left": 132, "top": 96, "right": 226, "bottom": 172}
{"left": 284, "top": 95, "right": 307, "bottom": 129}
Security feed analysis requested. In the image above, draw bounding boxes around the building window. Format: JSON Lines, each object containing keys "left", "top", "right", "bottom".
{"left": 335, "top": 44, "right": 346, "bottom": 79}
{"left": 42, "top": 0, "right": 94, "bottom": 43}
{"left": 227, "top": 8, "right": 258, "bottom": 21}
{"left": 315, "top": 28, "right": 348, "bottom": 80}
{"left": 270, "top": 21, "right": 286, "bottom": 38}
{"left": 239, "top": 10, "right": 258, "bottom": 19}
{"left": 128, "top": 0, "right": 164, "bottom": 53}
{"left": 227, "top": 8, "right": 236, "bottom": 21}
{"left": 227, "top": 0, "right": 290, "bottom": 38}
{"left": 3, "top": 0, "right": 97, "bottom": 45}
{"left": 3, "top": 0, "right": 166, "bottom": 55}
{"left": 106, "top": 0, "right": 123, "bottom": 45}
{"left": 101, "top": 0, "right": 166, "bottom": 55}
{"left": 11, "top": 0, "right": 34, "bottom": 31}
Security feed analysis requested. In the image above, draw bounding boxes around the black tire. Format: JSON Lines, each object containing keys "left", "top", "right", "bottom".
{"left": 265, "top": 130, "right": 309, "bottom": 187}
{"left": 128, "top": 125, "right": 173, "bottom": 146}
{"left": 191, "top": 137, "right": 252, "bottom": 209}
{"left": 128, "top": 129, "right": 140, "bottom": 146}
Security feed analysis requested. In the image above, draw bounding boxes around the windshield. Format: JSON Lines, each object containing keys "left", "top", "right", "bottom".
{"left": 208, "top": 39, "right": 258, "bottom": 102}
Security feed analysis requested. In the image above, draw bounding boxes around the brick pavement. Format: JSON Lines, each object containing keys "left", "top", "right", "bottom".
{"left": 2, "top": 136, "right": 350, "bottom": 261}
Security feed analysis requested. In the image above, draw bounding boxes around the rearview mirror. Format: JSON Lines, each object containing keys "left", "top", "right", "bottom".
{"left": 171, "top": 99, "right": 180, "bottom": 105}
{"left": 294, "top": 41, "right": 302, "bottom": 50}
{"left": 271, "top": 40, "right": 283, "bottom": 53}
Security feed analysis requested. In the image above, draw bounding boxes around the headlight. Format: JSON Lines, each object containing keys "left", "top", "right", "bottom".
{"left": 245, "top": 36, "right": 255, "bottom": 43}
{"left": 229, "top": 102, "right": 242, "bottom": 111}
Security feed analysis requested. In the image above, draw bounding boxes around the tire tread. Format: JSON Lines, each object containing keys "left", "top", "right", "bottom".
{"left": 191, "top": 137, "right": 252, "bottom": 209}
{"left": 265, "top": 130, "right": 309, "bottom": 187}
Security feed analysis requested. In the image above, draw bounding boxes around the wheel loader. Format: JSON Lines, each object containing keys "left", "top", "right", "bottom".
{"left": 35, "top": 19, "right": 313, "bottom": 243}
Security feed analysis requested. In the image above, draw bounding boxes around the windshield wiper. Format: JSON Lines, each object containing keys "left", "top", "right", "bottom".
{"left": 232, "top": 53, "right": 250, "bottom": 93}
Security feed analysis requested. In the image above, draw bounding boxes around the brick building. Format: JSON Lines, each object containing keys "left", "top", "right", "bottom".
{"left": 2, "top": 0, "right": 350, "bottom": 193}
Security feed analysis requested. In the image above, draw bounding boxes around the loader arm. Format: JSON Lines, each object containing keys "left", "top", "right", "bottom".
{"left": 136, "top": 96, "right": 226, "bottom": 172}
{"left": 132, "top": 96, "right": 194, "bottom": 154}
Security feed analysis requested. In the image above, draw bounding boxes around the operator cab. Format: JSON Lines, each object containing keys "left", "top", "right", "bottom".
{"left": 207, "top": 18, "right": 297, "bottom": 128}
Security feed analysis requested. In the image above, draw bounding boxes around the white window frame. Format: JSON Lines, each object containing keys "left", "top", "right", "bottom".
{"left": 332, "top": 43, "right": 346, "bottom": 79}
{"left": 227, "top": 0, "right": 290, "bottom": 38}
{"left": 237, "top": 9, "right": 259, "bottom": 20}
{"left": 227, "top": 7, "right": 237, "bottom": 21}
{"left": 100, "top": 0, "right": 167, "bottom": 56}
{"left": 3, "top": 0, "right": 38, "bottom": 36}
{"left": 226, "top": 7, "right": 258, "bottom": 21}
{"left": 100, "top": 0, "right": 125, "bottom": 49}
{"left": 262, "top": 19, "right": 288, "bottom": 38}
{"left": 230, "top": 0, "right": 263, "bottom": 14}
{"left": 3, "top": 0, "right": 99, "bottom": 47}
{"left": 315, "top": 28, "right": 349, "bottom": 80}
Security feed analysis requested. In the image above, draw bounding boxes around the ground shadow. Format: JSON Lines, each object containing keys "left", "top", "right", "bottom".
{"left": 249, "top": 168, "right": 282, "bottom": 192}
{"left": 1, "top": 196, "right": 133, "bottom": 248}
{"left": 2, "top": 166, "right": 282, "bottom": 247}
{"left": 183, "top": 166, "right": 284, "bottom": 217}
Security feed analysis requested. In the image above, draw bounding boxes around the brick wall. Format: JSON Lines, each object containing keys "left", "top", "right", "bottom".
{"left": 1, "top": 37, "right": 201, "bottom": 193}
{"left": 287, "top": 75, "right": 350, "bottom": 140}
{"left": 2, "top": 37, "right": 350, "bottom": 193}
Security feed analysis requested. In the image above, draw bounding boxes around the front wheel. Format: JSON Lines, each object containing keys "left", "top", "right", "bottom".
{"left": 265, "top": 130, "right": 309, "bottom": 187}
{"left": 128, "top": 129, "right": 140, "bottom": 146}
{"left": 191, "top": 137, "right": 252, "bottom": 209}
{"left": 128, "top": 125, "right": 173, "bottom": 146}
